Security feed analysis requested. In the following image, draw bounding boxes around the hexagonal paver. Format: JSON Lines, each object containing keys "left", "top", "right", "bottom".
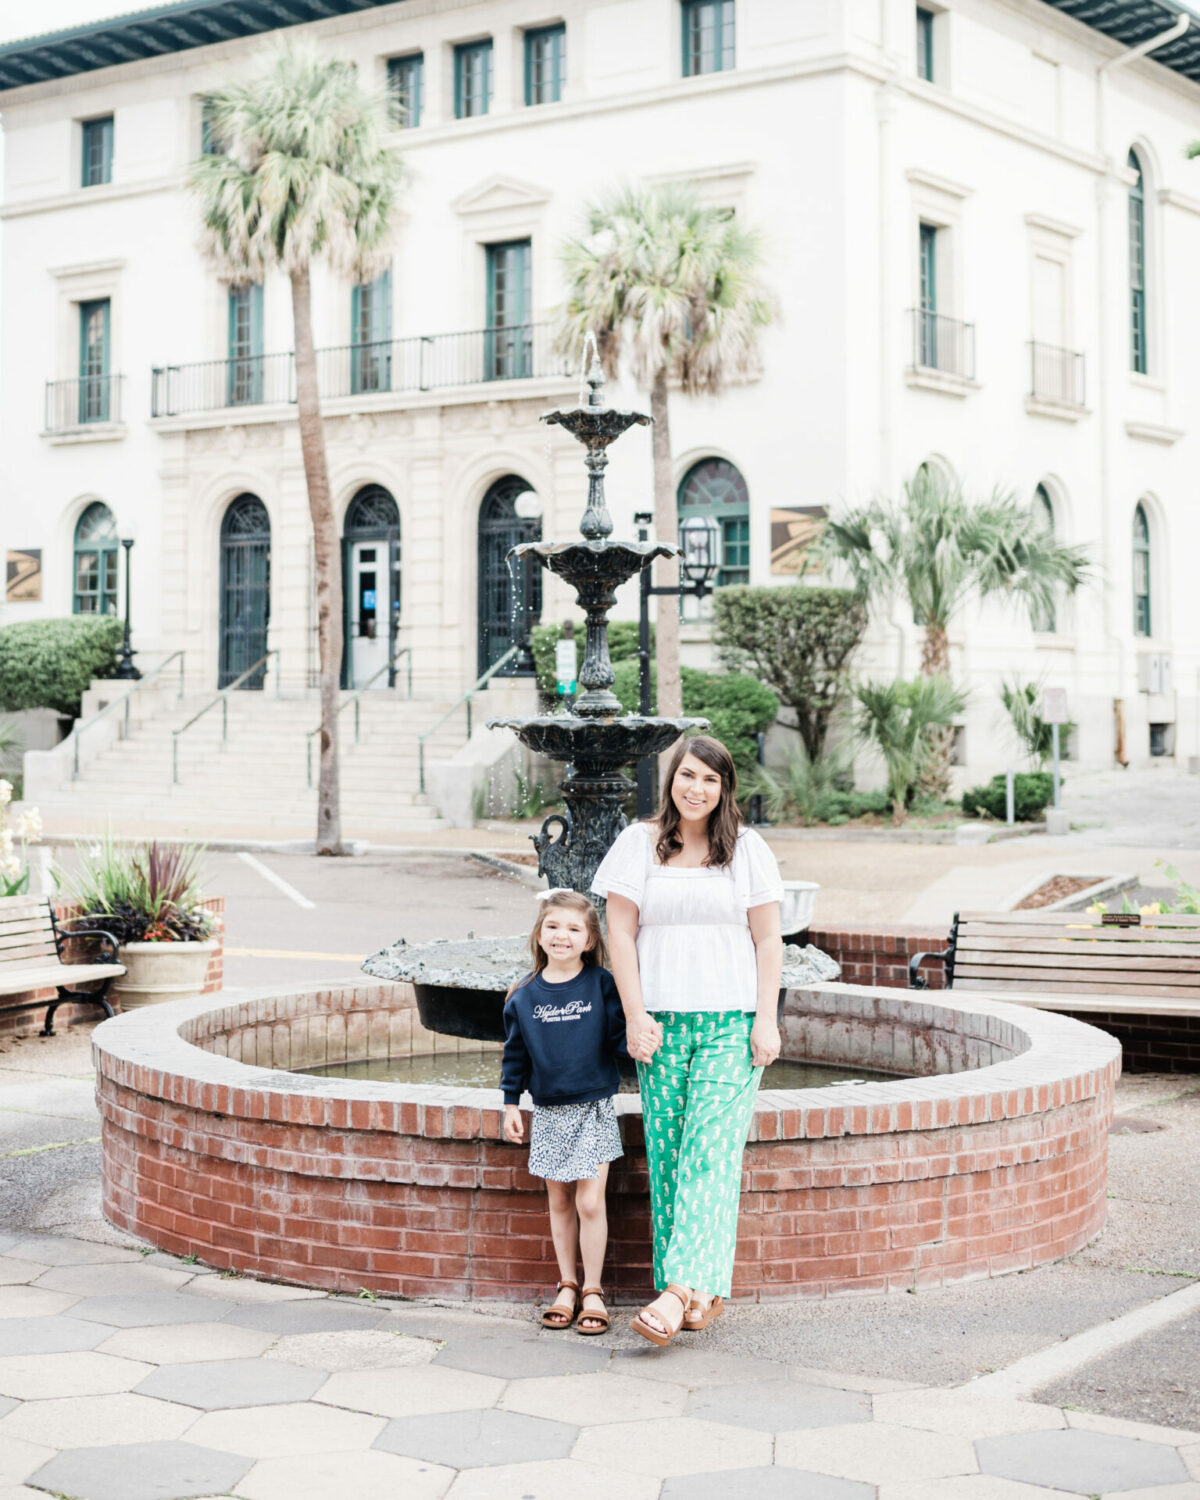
{"left": 977, "top": 1429, "right": 1190, "bottom": 1493}
{"left": 0, "top": 1351, "right": 152, "bottom": 1399}
{"left": 572, "top": 1416, "right": 773, "bottom": 1479}
{"left": 777, "top": 1422, "right": 977, "bottom": 1485}
{"left": 221, "top": 1300, "right": 387, "bottom": 1335}
{"left": 0, "top": 1485, "right": 51, "bottom": 1500}
{"left": 0, "top": 1402, "right": 12, "bottom": 1423}
{"left": 317, "top": 1364, "right": 505, "bottom": 1419}
{"left": 72, "top": 1292, "right": 238, "bottom": 1327}
{"left": 663, "top": 1470, "right": 874, "bottom": 1500}
{"left": 879, "top": 1479, "right": 1075, "bottom": 1499}
{"left": 97, "top": 1321, "right": 275, "bottom": 1364}
{"left": 5, "top": 1236, "right": 140, "bottom": 1267}
{"left": 435, "top": 1336, "right": 609, "bottom": 1380}
{"left": 186, "top": 1400, "right": 385, "bottom": 1458}
{"left": 874, "top": 1391, "right": 1066, "bottom": 1440}
{"left": 266, "top": 1328, "right": 437, "bottom": 1372}
{"left": 34, "top": 1261, "right": 195, "bottom": 1297}
{"left": 0, "top": 1435, "right": 56, "bottom": 1486}
{"left": 30, "top": 1440, "right": 249, "bottom": 1500}
{"left": 687, "top": 1379, "right": 871, "bottom": 1433}
{"left": 236, "top": 1448, "right": 455, "bottom": 1500}
{"left": 187, "top": 1275, "right": 327, "bottom": 1305}
{"left": 1066, "top": 1410, "right": 1200, "bottom": 1446}
{"left": 0, "top": 1286, "right": 79, "bottom": 1320}
{"left": 0, "top": 1261, "right": 47, "bottom": 1288}
{"left": 502, "top": 1370, "right": 687, "bottom": 1427}
{"left": 0, "top": 1316, "right": 107, "bottom": 1356}
{"left": 442, "top": 1458, "right": 661, "bottom": 1500}
{"left": 0, "top": 1391, "right": 196, "bottom": 1448}
{"left": 136, "top": 1357, "right": 326, "bottom": 1410}
{"left": 375, "top": 1408, "right": 577, "bottom": 1469}
{"left": 612, "top": 1345, "right": 785, "bottom": 1387}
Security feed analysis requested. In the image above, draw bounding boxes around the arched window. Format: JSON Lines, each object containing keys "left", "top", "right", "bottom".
{"left": 477, "top": 475, "right": 541, "bottom": 676}
{"left": 342, "top": 485, "right": 401, "bottom": 689}
{"left": 73, "top": 502, "right": 119, "bottom": 615}
{"left": 1032, "top": 484, "right": 1056, "bottom": 633}
{"left": 677, "top": 458, "right": 750, "bottom": 588}
{"left": 219, "top": 494, "right": 271, "bottom": 688}
{"left": 1129, "top": 149, "right": 1148, "bottom": 375}
{"left": 1133, "top": 503, "right": 1151, "bottom": 638}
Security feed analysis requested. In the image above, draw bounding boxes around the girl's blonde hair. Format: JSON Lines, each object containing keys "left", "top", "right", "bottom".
{"left": 506, "top": 889, "right": 607, "bottom": 998}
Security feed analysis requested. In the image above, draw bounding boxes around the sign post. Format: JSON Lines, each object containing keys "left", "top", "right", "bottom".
{"left": 554, "top": 636, "right": 577, "bottom": 700}
{"left": 1041, "top": 687, "right": 1069, "bottom": 811}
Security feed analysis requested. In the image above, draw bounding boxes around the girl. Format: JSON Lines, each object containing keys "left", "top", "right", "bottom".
{"left": 592, "top": 734, "right": 783, "bottom": 1347}
{"left": 501, "top": 889, "right": 626, "bottom": 1335}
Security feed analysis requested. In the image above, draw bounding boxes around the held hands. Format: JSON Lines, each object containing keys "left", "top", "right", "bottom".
{"left": 750, "top": 1017, "right": 781, "bottom": 1069}
{"left": 626, "top": 1010, "right": 664, "bottom": 1064}
{"left": 503, "top": 1104, "right": 525, "bottom": 1144}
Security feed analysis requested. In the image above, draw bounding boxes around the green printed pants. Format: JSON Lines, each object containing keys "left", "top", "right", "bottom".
{"left": 637, "top": 1010, "right": 762, "bottom": 1298}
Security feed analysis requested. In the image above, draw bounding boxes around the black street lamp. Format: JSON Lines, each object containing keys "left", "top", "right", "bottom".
{"left": 634, "top": 511, "right": 721, "bottom": 817}
{"left": 113, "top": 533, "right": 141, "bottom": 681}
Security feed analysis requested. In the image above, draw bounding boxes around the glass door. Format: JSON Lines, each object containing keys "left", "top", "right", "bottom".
{"left": 485, "top": 241, "right": 532, "bottom": 380}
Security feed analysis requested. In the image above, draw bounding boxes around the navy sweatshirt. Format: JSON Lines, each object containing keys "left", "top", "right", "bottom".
{"left": 501, "top": 966, "right": 627, "bottom": 1107}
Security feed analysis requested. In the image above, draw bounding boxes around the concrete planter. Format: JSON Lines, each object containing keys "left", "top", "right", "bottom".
{"left": 780, "top": 880, "right": 819, "bottom": 935}
{"left": 111, "top": 940, "right": 217, "bottom": 1011}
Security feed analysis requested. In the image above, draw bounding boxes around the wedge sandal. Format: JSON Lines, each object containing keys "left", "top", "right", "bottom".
{"left": 576, "top": 1286, "right": 610, "bottom": 1336}
{"left": 630, "top": 1284, "right": 691, "bottom": 1348}
{"left": 541, "top": 1279, "right": 579, "bottom": 1329}
{"left": 683, "top": 1295, "right": 724, "bottom": 1331}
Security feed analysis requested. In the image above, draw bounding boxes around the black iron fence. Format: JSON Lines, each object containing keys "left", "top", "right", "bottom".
{"left": 44, "top": 374, "right": 124, "bottom": 431}
{"left": 908, "top": 309, "right": 975, "bottom": 381}
{"left": 152, "top": 353, "right": 295, "bottom": 419}
{"left": 1028, "top": 341, "right": 1085, "bottom": 407}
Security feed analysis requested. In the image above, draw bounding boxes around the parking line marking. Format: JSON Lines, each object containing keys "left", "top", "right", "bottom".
{"left": 236, "top": 851, "right": 316, "bottom": 909}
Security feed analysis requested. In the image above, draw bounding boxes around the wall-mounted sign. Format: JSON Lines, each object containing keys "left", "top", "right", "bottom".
{"left": 770, "top": 507, "right": 826, "bottom": 576}
{"left": 6, "top": 549, "right": 41, "bottom": 602}
{"left": 1041, "top": 687, "right": 1069, "bottom": 724}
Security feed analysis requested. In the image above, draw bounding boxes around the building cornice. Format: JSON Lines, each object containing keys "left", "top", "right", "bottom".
{"left": 1, "top": 176, "right": 179, "bottom": 220}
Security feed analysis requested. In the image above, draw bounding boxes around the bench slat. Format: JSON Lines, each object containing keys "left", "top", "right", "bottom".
{"left": 955, "top": 925, "right": 1200, "bottom": 946}
{"left": 0, "top": 928, "right": 56, "bottom": 951}
{"left": 0, "top": 961, "right": 124, "bottom": 995}
{"left": 0, "top": 898, "right": 57, "bottom": 918}
{"left": 956, "top": 947, "right": 1200, "bottom": 973}
{"left": 0, "top": 915, "right": 56, "bottom": 936}
{"left": 959, "top": 934, "right": 1200, "bottom": 957}
{"left": 959, "top": 909, "right": 1200, "bottom": 928}
{"left": 955, "top": 967, "right": 1200, "bottom": 998}
{"left": 0, "top": 940, "right": 61, "bottom": 965}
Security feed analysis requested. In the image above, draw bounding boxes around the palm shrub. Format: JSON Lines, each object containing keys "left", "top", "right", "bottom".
{"left": 557, "top": 184, "right": 774, "bottom": 718}
{"left": 854, "top": 676, "right": 967, "bottom": 824}
{"left": 748, "top": 743, "right": 889, "bottom": 826}
{"left": 0, "top": 618, "right": 124, "bottom": 716}
{"left": 999, "top": 676, "right": 1075, "bottom": 770}
{"left": 63, "top": 837, "right": 213, "bottom": 944}
{"left": 192, "top": 44, "right": 404, "bottom": 855}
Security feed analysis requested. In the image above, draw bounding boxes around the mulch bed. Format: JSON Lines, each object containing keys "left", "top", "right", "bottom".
{"left": 1015, "top": 875, "right": 1105, "bottom": 910}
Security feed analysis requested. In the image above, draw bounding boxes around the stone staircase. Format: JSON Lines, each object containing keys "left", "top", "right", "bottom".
{"left": 29, "top": 689, "right": 473, "bottom": 838}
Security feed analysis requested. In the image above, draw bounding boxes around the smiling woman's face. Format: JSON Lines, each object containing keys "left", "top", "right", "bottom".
{"left": 671, "top": 752, "right": 724, "bottom": 826}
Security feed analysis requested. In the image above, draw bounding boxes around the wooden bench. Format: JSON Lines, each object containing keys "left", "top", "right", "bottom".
{"left": 908, "top": 909, "right": 1200, "bottom": 1016}
{"left": 0, "top": 895, "right": 125, "bottom": 1035}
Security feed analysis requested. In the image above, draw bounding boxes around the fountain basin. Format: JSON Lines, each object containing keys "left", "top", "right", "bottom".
{"left": 93, "top": 978, "right": 1119, "bottom": 1302}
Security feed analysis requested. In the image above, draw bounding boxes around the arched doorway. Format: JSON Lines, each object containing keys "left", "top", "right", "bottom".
{"left": 478, "top": 475, "right": 541, "bottom": 677}
{"left": 342, "top": 484, "right": 401, "bottom": 688}
{"left": 73, "top": 501, "right": 119, "bottom": 615}
{"left": 219, "top": 494, "right": 271, "bottom": 688}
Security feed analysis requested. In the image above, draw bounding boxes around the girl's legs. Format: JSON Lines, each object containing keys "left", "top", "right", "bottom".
{"left": 575, "top": 1163, "right": 609, "bottom": 1331}
{"left": 544, "top": 1178, "right": 578, "bottom": 1320}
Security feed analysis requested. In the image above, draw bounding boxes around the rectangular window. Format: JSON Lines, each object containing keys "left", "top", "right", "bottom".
{"left": 227, "top": 284, "right": 264, "bottom": 406}
{"left": 525, "top": 25, "right": 566, "bottom": 105}
{"left": 351, "top": 269, "right": 393, "bottom": 394}
{"left": 916, "top": 7, "right": 935, "bottom": 82}
{"left": 719, "top": 516, "right": 750, "bottom": 588}
{"left": 1129, "top": 190, "right": 1147, "bottom": 376}
{"left": 78, "top": 299, "right": 111, "bottom": 423}
{"left": 387, "top": 54, "right": 423, "bottom": 128}
{"left": 683, "top": 0, "right": 734, "bottom": 78}
{"left": 81, "top": 116, "right": 113, "bottom": 188}
{"left": 455, "top": 40, "right": 493, "bottom": 119}
{"left": 485, "top": 240, "right": 532, "bottom": 379}
{"left": 200, "top": 98, "right": 224, "bottom": 156}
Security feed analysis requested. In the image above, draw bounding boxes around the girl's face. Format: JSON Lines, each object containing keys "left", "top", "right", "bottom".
{"left": 538, "top": 906, "right": 592, "bottom": 965}
{"left": 671, "top": 752, "right": 724, "bottom": 826}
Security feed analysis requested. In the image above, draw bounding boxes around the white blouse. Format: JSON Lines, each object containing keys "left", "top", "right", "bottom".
{"left": 591, "top": 821, "right": 784, "bottom": 1014}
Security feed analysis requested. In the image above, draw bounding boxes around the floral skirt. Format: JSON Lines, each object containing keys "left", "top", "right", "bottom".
{"left": 529, "top": 1097, "right": 623, "bottom": 1183}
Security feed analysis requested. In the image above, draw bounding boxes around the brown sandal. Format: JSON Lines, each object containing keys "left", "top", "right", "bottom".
{"left": 541, "top": 1280, "right": 579, "bottom": 1329}
{"left": 630, "top": 1283, "right": 691, "bottom": 1347}
{"left": 683, "top": 1295, "right": 724, "bottom": 1331}
{"left": 576, "top": 1286, "right": 610, "bottom": 1336}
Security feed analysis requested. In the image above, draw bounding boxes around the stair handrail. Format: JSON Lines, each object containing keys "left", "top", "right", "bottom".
{"left": 417, "top": 645, "right": 519, "bottom": 797}
{"left": 71, "top": 652, "right": 186, "bottom": 781}
{"left": 171, "top": 650, "right": 280, "bottom": 784}
{"left": 304, "top": 645, "right": 415, "bottom": 788}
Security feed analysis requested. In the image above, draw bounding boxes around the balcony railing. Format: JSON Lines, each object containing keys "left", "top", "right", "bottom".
{"left": 44, "top": 374, "right": 124, "bottom": 431}
{"left": 908, "top": 309, "right": 976, "bottom": 381}
{"left": 1028, "top": 341, "right": 1085, "bottom": 407}
{"left": 151, "top": 323, "right": 564, "bottom": 418}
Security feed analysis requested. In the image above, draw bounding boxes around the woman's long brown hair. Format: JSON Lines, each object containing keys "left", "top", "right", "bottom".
{"left": 654, "top": 734, "right": 741, "bottom": 868}
{"left": 506, "top": 890, "right": 608, "bottom": 998}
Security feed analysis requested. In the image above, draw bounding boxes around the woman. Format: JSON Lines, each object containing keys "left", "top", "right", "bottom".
{"left": 592, "top": 734, "right": 783, "bottom": 1345}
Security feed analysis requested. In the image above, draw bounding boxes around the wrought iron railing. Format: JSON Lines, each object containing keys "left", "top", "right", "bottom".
{"left": 45, "top": 374, "right": 124, "bottom": 431}
{"left": 71, "top": 652, "right": 185, "bottom": 781}
{"left": 171, "top": 650, "right": 280, "bottom": 784}
{"left": 305, "top": 645, "right": 414, "bottom": 788}
{"left": 908, "top": 309, "right": 976, "bottom": 381}
{"left": 1028, "top": 341, "right": 1085, "bottom": 407}
{"left": 151, "top": 323, "right": 564, "bottom": 418}
{"left": 417, "top": 645, "right": 518, "bottom": 796}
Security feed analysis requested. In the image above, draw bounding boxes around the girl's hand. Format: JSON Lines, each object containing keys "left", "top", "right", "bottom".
{"left": 626, "top": 1011, "right": 663, "bottom": 1063}
{"left": 750, "top": 1017, "right": 781, "bottom": 1068}
{"left": 503, "top": 1105, "right": 525, "bottom": 1144}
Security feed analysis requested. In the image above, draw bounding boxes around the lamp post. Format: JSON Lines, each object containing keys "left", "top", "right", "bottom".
{"left": 113, "top": 526, "right": 140, "bottom": 681}
{"left": 634, "top": 511, "right": 720, "bottom": 817}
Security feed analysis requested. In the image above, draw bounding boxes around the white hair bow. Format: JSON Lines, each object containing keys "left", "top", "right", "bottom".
{"left": 535, "top": 887, "right": 575, "bottom": 903}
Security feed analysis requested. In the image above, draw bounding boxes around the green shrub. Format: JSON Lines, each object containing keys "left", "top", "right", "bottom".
{"left": 750, "top": 744, "right": 891, "bottom": 825}
{"left": 531, "top": 621, "right": 652, "bottom": 696}
{"left": 611, "top": 660, "right": 778, "bottom": 782}
{"left": 0, "top": 617, "right": 124, "bottom": 716}
{"left": 962, "top": 771, "right": 1057, "bottom": 822}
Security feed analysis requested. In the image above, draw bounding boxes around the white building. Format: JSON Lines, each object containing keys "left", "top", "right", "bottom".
{"left": 2, "top": 0, "right": 1200, "bottom": 820}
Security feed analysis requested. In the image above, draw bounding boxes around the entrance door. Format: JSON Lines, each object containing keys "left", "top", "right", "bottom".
{"left": 219, "top": 494, "right": 271, "bottom": 688}
{"left": 348, "top": 541, "right": 390, "bottom": 686}
{"left": 478, "top": 475, "right": 540, "bottom": 677}
{"left": 485, "top": 240, "right": 532, "bottom": 380}
{"left": 341, "top": 485, "right": 401, "bottom": 688}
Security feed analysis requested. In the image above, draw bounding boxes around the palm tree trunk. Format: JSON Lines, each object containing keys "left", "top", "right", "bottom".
{"left": 290, "top": 264, "right": 344, "bottom": 856}
{"left": 920, "top": 620, "right": 950, "bottom": 677}
{"left": 919, "top": 617, "right": 953, "bottom": 800}
{"left": 650, "top": 367, "right": 682, "bottom": 720}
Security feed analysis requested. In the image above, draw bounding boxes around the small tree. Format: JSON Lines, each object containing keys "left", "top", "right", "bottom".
{"left": 855, "top": 676, "right": 967, "bottom": 824}
{"left": 713, "top": 585, "right": 866, "bottom": 761}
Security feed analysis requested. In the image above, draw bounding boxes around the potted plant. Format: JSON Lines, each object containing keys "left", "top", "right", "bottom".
{"left": 63, "top": 838, "right": 217, "bottom": 1010}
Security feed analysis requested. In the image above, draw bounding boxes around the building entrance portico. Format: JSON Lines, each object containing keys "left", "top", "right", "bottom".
{"left": 342, "top": 484, "right": 401, "bottom": 689}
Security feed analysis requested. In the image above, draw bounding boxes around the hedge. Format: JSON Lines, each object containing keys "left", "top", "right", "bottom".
{"left": 610, "top": 660, "right": 778, "bottom": 781}
{"left": 962, "top": 771, "right": 1057, "bottom": 823}
{"left": 531, "top": 620, "right": 649, "bottom": 697}
{"left": 0, "top": 617, "right": 125, "bottom": 716}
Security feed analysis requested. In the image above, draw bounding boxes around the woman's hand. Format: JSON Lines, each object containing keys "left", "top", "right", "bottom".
{"left": 503, "top": 1104, "right": 525, "bottom": 1144}
{"left": 626, "top": 1010, "right": 663, "bottom": 1064}
{"left": 750, "top": 1017, "right": 781, "bottom": 1068}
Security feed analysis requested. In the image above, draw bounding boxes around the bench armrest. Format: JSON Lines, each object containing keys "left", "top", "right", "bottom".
{"left": 908, "top": 950, "right": 946, "bottom": 990}
{"left": 55, "top": 920, "right": 121, "bottom": 964}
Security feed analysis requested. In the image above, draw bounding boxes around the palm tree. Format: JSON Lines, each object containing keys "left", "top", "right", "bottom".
{"left": 855, "top": 676, "right": 967, "bottom": 824}
{"left": 557, "top": 185, "right": 773, "bottom": 717}
{"left": 191, "top": 43, "right": 403, "bottom": 855}
{"left": 822, "top": 468, "right": 1092, "bottom": 792}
